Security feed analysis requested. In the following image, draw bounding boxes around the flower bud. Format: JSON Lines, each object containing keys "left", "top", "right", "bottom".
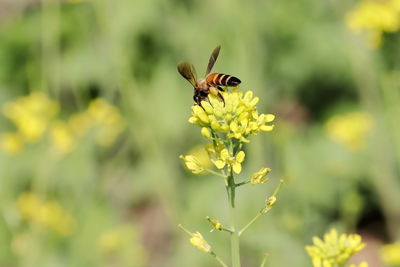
{"left": 201, "top": 127, "right": 211, "bottom": 139}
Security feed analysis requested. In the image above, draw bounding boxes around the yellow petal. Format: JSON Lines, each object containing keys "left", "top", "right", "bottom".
{"left": 236, "top": 151, "right": 245, "bottom": 163}
{"left": 260, "top": 125, "right": 274, "bottom": 131}
{"left": 220, "top": 149, "right": 229, "bottom": 161}
{"left": 265, "top": 114, "right": 275, "bottom": 122}
{"left": 214, "top": 160, "right": 226, "bottom": 169}
{"left": 232, "top": 162, "right": 242, "bottom": 174}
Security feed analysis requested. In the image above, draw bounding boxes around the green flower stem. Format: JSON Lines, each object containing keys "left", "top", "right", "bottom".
{"left": 178, "top": 224, "right": 192, "bottom": 236}
{"left": 222, "top": 227, "right": 234, "bottom": 233}
{"left": 210, "top": 251, "right": 229, "bottom": 267}
{"left": 238, "top": 209, "right": 266, "bottom": 237}
{"left": 227, "top": 171, "right": 241, "bottom": 267}
{"left": 260, "top": 253, "right": 269, "bottom": 267}
{"left": 205, "top": 169, "right": 227, "bottom": 178}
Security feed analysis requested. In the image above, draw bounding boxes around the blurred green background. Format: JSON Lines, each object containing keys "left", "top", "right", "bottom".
{"left": 1, "top": 0, "right": 400, "bottom": 266}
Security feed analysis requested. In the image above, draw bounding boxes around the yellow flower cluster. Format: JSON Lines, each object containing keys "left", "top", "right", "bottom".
{"left": 1, "top": 92, "right": 58, "bottom": 154}
{"left": 17, "top": 192, "right": 75, "bottom": 236}
{"left": 189, "top": 91, "right": 274, "bottom": 143}
{"left": 381, "top": 241, "right": 400, "bottom": 266}
{"left": 181, "top": 89, "right": 274, "bottom": 179}
{"left": 325, "top": 112, "right": 373, "bottom": 151}
{"left": 0, "top": 92, "right": 125, "bottom": 156}
{"left": 306, "top": 229, "right": 366, "bottom": 267}
{"left": 347, "top": 0, "right": 400, "bottom": 46}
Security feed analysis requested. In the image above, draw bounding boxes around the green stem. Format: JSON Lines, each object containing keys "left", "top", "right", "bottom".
{"left": 211, "top": 252, "right": 229, "bottom": 267}
{"left": 205, "top": 168, "right": 227, "bottom": 178}
{"left": 227, "top": 171, "right": 241, "bottom": 267}
{"left": 260, "top": 253, "right": 269, "bottom": 267}
{"left": 238, "top": 211, "right": 264, "bottom": 236}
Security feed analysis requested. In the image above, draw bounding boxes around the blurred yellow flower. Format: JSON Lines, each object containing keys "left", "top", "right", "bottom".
{"left": 50, "top": 121, "right": 75, "bottom": 155}
{"left": 188, "top": 90, "right": 274, "bottom": 143}
{"left": 180, "top": 154, "right": 206, "bottom": 174}
{"left": 1, "top": 93, "right": 126, "bottom": 156}
{"left": 347, "top": 0, "right": 400, "bottom": 46}
{"left": 17, "top": 192, "right": 75, "bottom": 236}
{"left": 190, "top": 232, "right": 211, "bottom": 253}
{"left": 98, "top": 225, "right": 134, "bottom": 253}
{"left": 71, "top": 98, "right": 125, "bottom": 146}
{"left": 306, "top": 228, "right": 366, "bottom": 267}
{"left": 188, "top": 145, "right": 213, "bottom": 170}
{"left": 325, "top": 112, "right": 373, "bottom": 151}
{"left": 381, "top": 241, "right": 400, "bottom": 266}
{"left": 11, "top": 232, "right": 34, "bottom": 256}
{"left": 3, "top": 92, "right": 58, "bottom": 143}
{"left": 0, "top": 132, "right": 24, "bottom": 155}
{"left": 349, "top": 262, "right": 369, "bottom": 267}
{"left": 250, "top": 167, "right": 271, "bottom": 185}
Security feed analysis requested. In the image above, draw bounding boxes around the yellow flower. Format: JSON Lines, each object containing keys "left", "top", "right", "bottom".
{"left": 306, "top": 229, "right": 365, "bottom": 267}
{"left": 381, "top": 241, "right": 400, "bottom": 266}
{"left": 0, "top": 132, "right": 24, "bottom": 155}
{"left": 250, "top": 167, "right": 271, "bottom": 185}
{"left": 190, "top": 232, "right": 211, "bottom": 253}
{"left": 188, "top": 90, "right": 274, "bottom": 143}
{"left": 3, "top": 92, "right": 59, "bottom": 143}
{"left": 206, "top": 216, "right": 223, "bottom": 231}
{"left": 17, "top": 192, "right": 75, "bottom": 236}
{"left": 87, "top": 99, "right": 126, "bottom": 146}
{"left": 50, "top": 121, "right": 75, "bottom": 155}
{"left": 346, "top": 0, "right": 400, "bottom": 46}
{"left": 349, "top": 262, "right": 369, "bottom": 267}
{"left": 213, "top": 149, "right": 245, "bottom": 174}
{"left": 325, "top": 112, "right": 373, "bottom": 151}
{"left": 98, "top": 225, "right": 133, "bottom": 253}
{"left": 180, "top": 154, "right": 206, "bottom": 174}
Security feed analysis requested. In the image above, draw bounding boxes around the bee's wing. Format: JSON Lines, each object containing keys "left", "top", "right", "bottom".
{"left": 206, "top": 45, "right": 221, "bottom": 75}
{"left": 177, "top": 62, "right": 197, "bottom": 87}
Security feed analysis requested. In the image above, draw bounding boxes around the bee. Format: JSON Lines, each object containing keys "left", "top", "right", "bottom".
{"left": 177, "top": 45, "right": 241, "bottom": 106}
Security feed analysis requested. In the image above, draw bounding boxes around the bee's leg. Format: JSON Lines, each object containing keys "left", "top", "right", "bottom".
{"left": 218, "top": 92, "right": 225, "bottom": 106}
{"left": 194, "top": 93, "right": 202, "bottom": 107}
{"left": 217, "top": 86, "right": 224, "bottom": 91}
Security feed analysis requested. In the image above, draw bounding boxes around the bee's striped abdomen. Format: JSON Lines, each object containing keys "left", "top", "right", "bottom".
{"left": 206, "top": 73, "right": 241, "bottom": 87}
